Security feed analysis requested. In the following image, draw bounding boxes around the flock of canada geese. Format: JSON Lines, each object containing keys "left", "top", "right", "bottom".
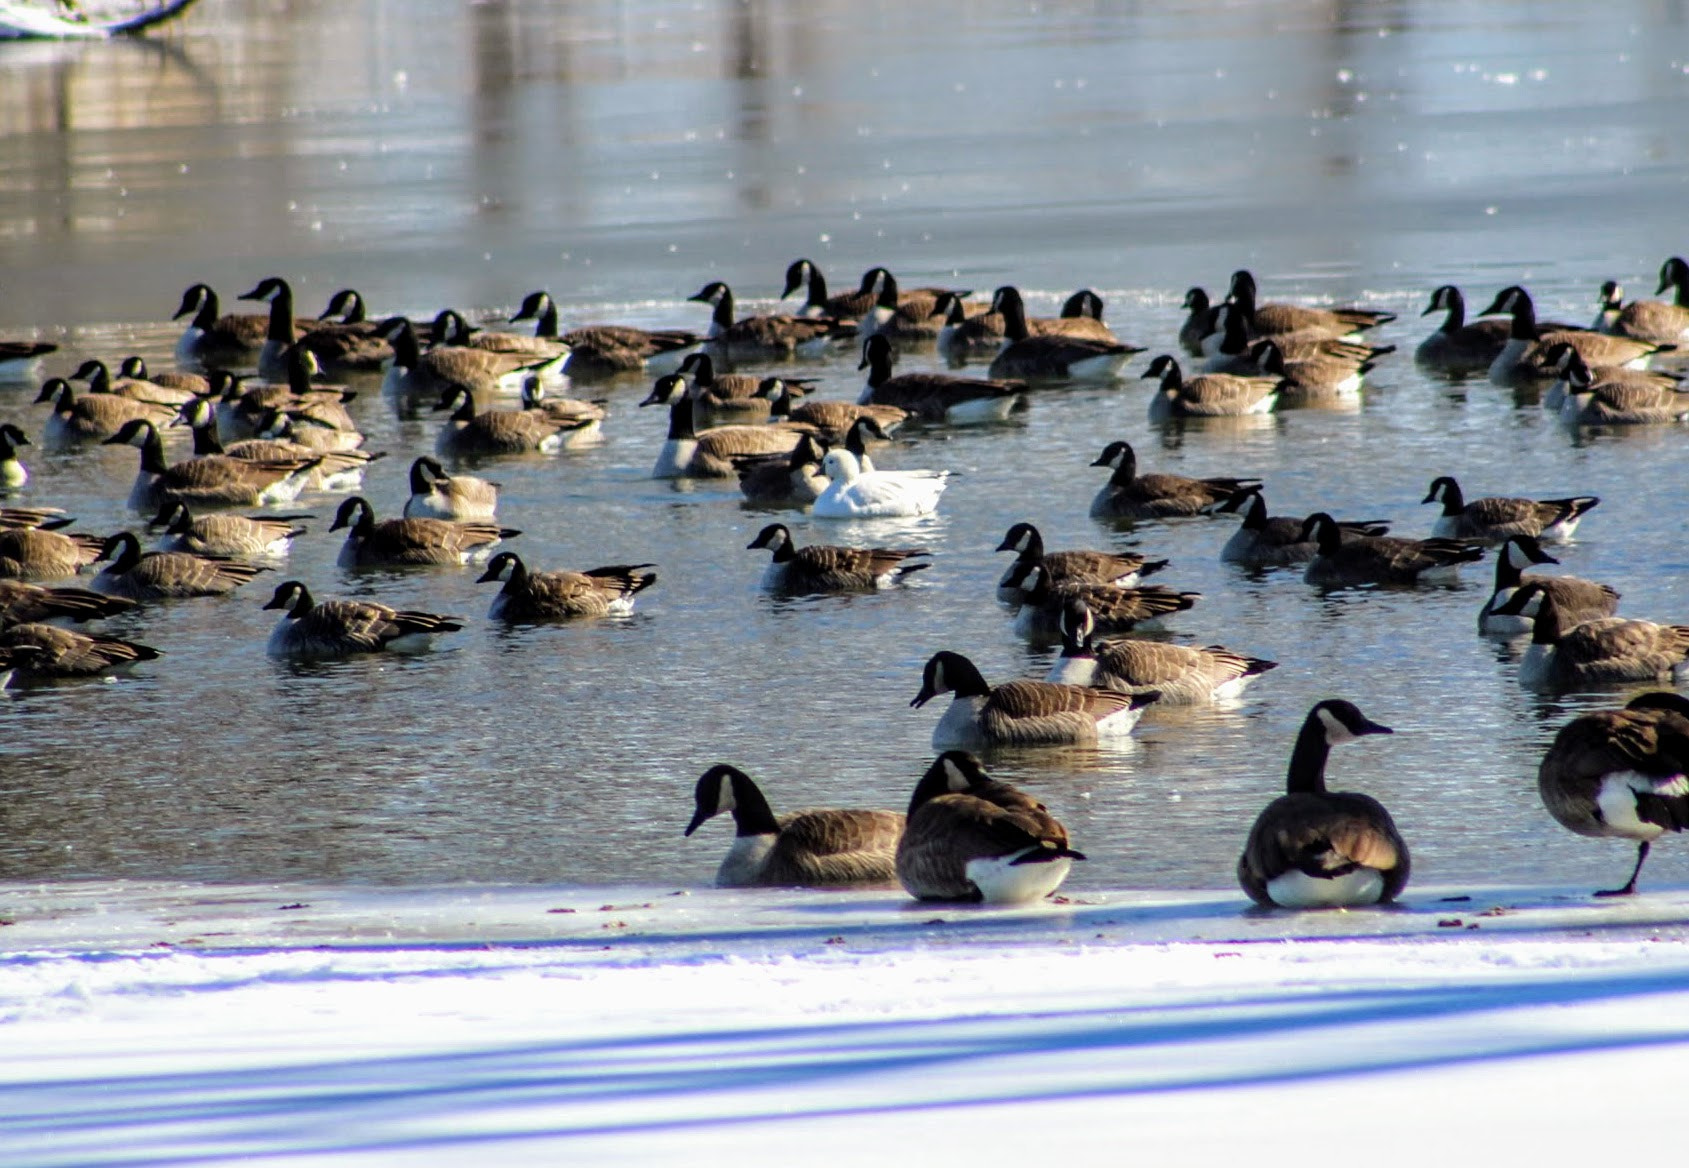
{"left": 2, "top": 257, "right": 1688, "bottom": 908}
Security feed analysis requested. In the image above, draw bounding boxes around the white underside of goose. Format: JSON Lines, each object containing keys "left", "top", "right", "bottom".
{"left": 1044, "top": 657, "right": 1097, "bottom": 686}
{"left": 964, "top": 851, "right": 1073, "bottom": 905}
{"left": 1265, "top": 867, "right": 1386, "bottom": 908}
{"left": 0, "top": 355, "right": 45, "bottom": 381}
{"left": 1595, "top": 771, "right": 1687, "bottom": 841}
{"left": 1062, "top": 352, "right": 1132, "bottom": 382}
{"left": 651, "top": 438, "right": 698, "bottom": 479}
{"left": 643, "top": 344, "right": 701, "bottom": 377}
{"left": 174, "top": 328, "right": 208, "bottom": 368}
{"left": 716, "top": 833, "right": 778, "bottom": 887}
{"left": 1478, "top": 587, "right": 1533, "bottom": 635}
{"left": 315, "top": 466, "right": 367, "bottom": 493}
{"left": 931, "top": 696, "right": 991, "bottom": 750}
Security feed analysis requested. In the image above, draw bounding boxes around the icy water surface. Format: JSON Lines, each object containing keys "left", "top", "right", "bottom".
{"left": 2, "top": 0, "right": 1688, "bottom": 894}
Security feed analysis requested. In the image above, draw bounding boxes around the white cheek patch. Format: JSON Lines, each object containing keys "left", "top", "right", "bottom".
{"left": 941, "top": 757, "right": 970, "bottom": 792}
{"left": 1317, "top": 707, "right": 1358, "bottom": 744}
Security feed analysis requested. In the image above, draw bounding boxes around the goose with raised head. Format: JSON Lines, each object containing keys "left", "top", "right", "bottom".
{"left": 292, "top": 288, "right": 399, "bottom": 373}
{"left": 685, "top": 763, "right": 904, "bottom": 889}
{"left": 1422, "top": 475, "right": 1599, "bottom": 544}
{"left": 380, "top": 317, "right": 566, "bottom": 401}
{"left": 1238, "top": 699, "right": 1408, "bottom": 908}
{"left": 1605, "top": 257, "right": 1689, "bottom": 343}
{"left": 0, "top": 579, "right": 135, "bottom": 628}
{"left": 911, "top": 649, "right": 1160, "bottom": 749}
{"left": 90, "top": 532, "right": 266, "bottom": 600}
{"left": 509, "top": 290, "right": 702, "bottom": 378}
{"left": 171, "top": 283, "right": 271, "bottom": 369}
{"left": 477, "top": 551, "right": 656, "bottom": 620}
{"left": 688, "top": 281, "right": 852, "bottom": 361}
{"left": 1088, "top": 439, "right": 1260, "bottom": 520}
{"left": 1498, "top": 584, "right": 1689, "bottom": 690}
{"left": 434, "top": 386, "right": 594, "bottom": 456}
{"left": 1415, "top": 284, "right": 1512, "bottom": 374}
{"left": 150, "top": 500, "right": 307, "bottom": 559}
{"left": 70, "top": 358, "right": 197, "bottom": 407}
{"left": 403, "top": 456, "right": 499, "bottom": 521}
{"left": 1478, "top": 535, "right": 1620, "bottom": 636}
{"left": 238, "top": 276, "right": 319, "bottom": 380}
{"left": 104, "top": 419, "right": 321, "bottom": 512}
{"left": 0, "top": 424, "right": 28, "bottom": 490}
{"left": 0, "top": 622, "right": 159, "bottom": 681}
{"left": 1005, "top": 561, "right": 1199, "bottom": 639}
{"left": 1300, "top": 511, "right": 1484, "bottom": 587}
{"left": 986, "top": 286, "right": 1140, "bottom": 381}
{"left": 1178, "top": 287, "right": 1220, "bottom": 356}
{"left": 1592, "top": 280, "right": 1627, "bottom": 333}
{"left": 1480, "top": 285, "right": 1666, "bottom": 386}
{"left": 1536, "top": 692, "right": 1689, "bottom": 897}
{"left": 1214, "top": 487, "right": 1390, "bottom": 568}
{"left": 1047, "top": 598, "right": 1277, "bottom": 705}
{"left": 857, "top": 334, "right": 1024, "bottom": 424}
{"left": 646, "top": 385, "right": 808, "bottom": 479}
{"left": 330, "top": 496, "right": 517, "bottom": 568}
{"left": 746, "top": 522, "right": 929, "bottom": 592}
{"left": 1143, "top": 353, "right": 1280, "bottom": 418}
{"left": 0, "top": 525, "right": 107, "bottom": 580}
{"left": 780, "top": 259, "right": 883, "bottom": 321}
{"left": 1227, "top": 270, "right": 1396, "bottom": 341}
{"left": 35, "top": 377, "right": 176, "bottom": 441}
{"left": 813, "top": 449, "right": 948, "bottom": 519}
{"left": 896, "top": 751, "right": 1082, "bottom": 904}
{"left": 263, "top": 579, "right": 463, "bottom": 657}
{"left": 994, "top": 520, "right": 1167, "bottom": 604}
{"left": 732, "top": 434, "right": 830, "bottom": 506}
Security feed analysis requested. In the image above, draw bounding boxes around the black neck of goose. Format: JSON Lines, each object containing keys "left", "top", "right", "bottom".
{"left": 1439, "top": 289, "right": 1467, "bottom": 334}
{"left": 136, "top": 426, "right": 170, "bottom": 475}
{"left": 1308, "top": 516, "right": 1342, "bottom": 555}
{"left": 348, "top": 501, "right": 375, "bottom": 537}
{"left": 191, "top": 286, "right": 220, "bottom": 331}
{"left": 408, "top": 460, "right": 433, "bottom": 495}
{"left": 667, "top": 393, "right": 699, "bottom": 440}
{"left": 44, "top": 381, "right": 73, "bottom": 410}
{"left": 1229, "top": 283, "right": 1258, "bottom": 324}
{"left": 450, "top": 391, "right": 478, "bottom": 424}
{"left": 1528, "top": 593, "right": 1566, "bottom": 645}
{"left": 340, "top": 293, "right": 367, "bottom": 324}
{"left": 390, "top": 322, "right": 421, "bottom": 369}
{"left": 0, "top": 430, "right": 17, "bottom": 460}
{"left": 1505, "top": 295, "right": 1539, "bottom": 340}
{"left": 285, "top": 349, "right": 314, "bottom": 394}
{"left": 266, "top": 284, "right": 295, "bottom": 344}
{"left": 1671, "top": 264, "right": 1689, "bottom": 308}
{"left": 499, "top": 556, "right": 529, "bottom": 593}
{"left": 105, "top": 532, "right": 142, "bottom": 574}
{"left": 1057, "top": 616, "right": 1095, "bottom": 660}
{"left": 1435, "top": 480, "right": 1466, "bottom": 515}
{"left": 289, "top": 584, "right": 316, "bottom": 617}
{"left": 943, "top": 654, "right": 993, "bottom": 699}
{"left": 711, "top": 290, "right": 735, "bottom": 331}
{"left": 804, "top": 264, "right": 829, "bottom": 311}
{"left": 876, "top": 271, "right": 901, "bottom": 311}
{"left": 905, "top": 758, "right": 955, "bottom": 816}
{"left": 190, "top": 420, "right": 225, "bottom": 456}
{"left": 999, "top": 292, "right": 1030, "bottom": 341}
{"left": 163, "top": 506, "right": 192, "bottom": 535}
{"left": 1285, "top": 715, "right": 1333, "bottom": 795}
{"left": 1494, "top": 545, "right": 1525, "bottom": 590}
{"left": 533, "top": 299, "right": 559, "bottom": 339}
{"left": 762, "top": 530, "right": 795, "bottom": 563}
{"left": 1158, "top": 360, "right": 1184, "bottom": 391}
{"left": 1108, "top": 450, "right": 1139, "bottom": 488}
{"left": 689, "top": 353, "right": 718, "bottom": 388}
{"left": 726, "top": 773, "right": 781, "bottom": 836}
{"left": 1219, "top": 305, "right": 1250, "bottom": 354}
{"left": 864, "top": 343, "right": 892, "bottom": 388}
{"left": 85, "top": 362, "right": 113, "bottom": 393}
{"left": 1017, "top": 526, "right": 1046, "bottom": 562}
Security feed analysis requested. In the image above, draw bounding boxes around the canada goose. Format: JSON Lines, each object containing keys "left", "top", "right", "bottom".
{"left": 330, "top": 496, "right": 518, "bottom": 567}
{"left": 780, "top": 259, "right": 882, "bottom": 321}
{"left": 115, "top": 357, "right": 211, "bottom": 397}
{"left": 477, "top": 551, "right": 655, "bottom": 620}
{"left": 0, "top": 579, "right": 135, "bottom": 628}
{"left": 1536, "top": 691, "right": 1689, "bottom": 896}
{"left": 733, "top": 434, "right": 831, "bottom": 507}
{"left": 70, "top": 359, "right": 197, "bottom": 407}
{"left": 1237, "top": 699, "right": 1408, "bottom": 908}
{"left": 150, "top": 500, "right": 308, "bottom": 559}
{"left": 433, "top": 386, "right": 594, "bottom": 456}
{"left": 994, "top": 520, "right": 1167, "bottom": 604}
{"left": 685, "top": 763, "right": 904, "bottom": 888}
{"left": 292, "top": 289, "right": 399, "bottom": 373}
{"left": 1227, "top": 270, "right": 1396, "bottom": 341}
{"left": 403, "top": 456, "right": 499, "bottom": 521}
{"left": 1535, "top": 340, "right": 1683, "bottom": 414}
{"left": 0, "top": 424, "right": 28, "bottom": 489}
{"left": 0, "top": 526, "right": 107, "bottom": 580}
{"left": 1422, "top": 475, "right": 1599, "bottom": 544}
{"left": 910, "top": 649, "right": 1160, "bottom": 749}
{"left": 1005, "top": 562, "right": 1200, "bottom": 639}
{"left": 896, "top": 751, "right": 1083, "bottom": 903}
{"left": 0, "top": 339, "right": 55, "bottom": 382}
{"left": 1415, "top": 285, "right": 1512, "bottom": 374}
{"left": 178, "top": 401, "right": 374, "bottom": 493}
{"left": 986, "top": 286, "right": 1140, "bottom": 381}
{"left": 1591, "top": 280, "right": 1627, "bottom": 333}
{"left": 1143, "top": 353, "right": 1280, "bottom": 418}
{"left": 238, "top": 276, "right": 322, "bottom": 380}
{"left": 813, "top": 449, "right": 948, "bottom": 519}
{"left": 1604, "top": 257, "right": 1689, "bottom": 343}
{"left": 1301, "top": 512, "right": 1484, "bottom": 587}
{"left": 262, "top": 579, "right": 464, "bottom": 657}
{"left": 171, "top": 283, "right": 271, "bottom": 369}
{"left": 103, "top": 419, "right": 320, "bottom": 511}
{"left": 646, "top": 388, "right": 806, "bottom": 479}
{"left": 34, "top": 377, "right": 177, "bottom": 441}
{"left": 1498, "top": 584, "right": 1689, "bottom": 690}
{"left": 254, "top": 406, "right": 371, "bottom": 462}
{"left": 1477, "top": 534, "right": 1619, "bottom": 636}
{"left": 0, "top": 506, "right": 73, "bottom": 531}
{"left": 517, "top": 378, "right": 608, "bottom": 441}
{"left": 1479, "top": 285, "right": 1666, "bottom": 386}
{"left": 855, "top": 270, "right": 959, "bottom": 345}
{"left": 1557, "top": 347, "right": 1689, "bottom": 425}
{"left": 688, "top": 281, "right": 852, "bottom": 360}
{"left": 746, "top": 522, "right": 929, "bottom": 591}
{"left": 1203, "top": 302, "right": 1391, "bottom": 376}
{"left": 432, "top": 308, "right": 571, "bottom": 364}
{"left": 1246, "top": 339, "right": 1374, "bottom": 405}
{"left": 90, "top": 532, "right": 267, "bottom": 600}
{"left": 380, "top": 317, "right": 566, "bottom": 401}
{"left": 509, "top": 290, "right": 702, "bottom": 378}
{"left": 857, "top": 334, "right": 1024, "bottom": 423}
{"left": 1088, "top": 440, "right": 1260, "bottom": 520}
{"left": 1047, "top": 598, "right": 1277, "bottom": 704}
{"left": 212, "top": 363, "right": 354, "bottom": 444}
{"left": 670, "top": 350, "right": 781, "bottom": 405}
{"left": 938, "top": 289, "right": 1119, "bottom": 361}
{"left": 1214, "top": 488, "right": 1390, "bottom": 568}
{"left": 763, "top": 380, "right": 907, "bottom": 442}
{"left": 0, "top": 621, "right": 159, "bottom": 680}
{"left": 1178, "top": 287, "right": 1220, "bottom": 356}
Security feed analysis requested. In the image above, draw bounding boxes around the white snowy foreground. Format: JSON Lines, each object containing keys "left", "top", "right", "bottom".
{"left": 4, "top": 881, "right": 1689, "bottom": 1166}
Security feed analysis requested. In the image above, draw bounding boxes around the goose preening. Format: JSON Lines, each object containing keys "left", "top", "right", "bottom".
{"left": 0, "top": 579, "right": 136, "bottom": 628}
{"left": 103, "top": 419, "right": 320, "bottom": 512}
{"left": 1300, "top": 511, "right": 1485, "bottom": 587}
{"left": 150, "top": 501, "right": 308, "bottom": 559}
{"left": 688, "top": 281, "right": 853, "bottom": 360}
{"left": 1479, "top": 285, "right": 1667, "bottom": 386}
{"left": 1246, "top": 339, "right": 1375, "bottom": 407}
{"left": 1555, "top": 347, "right": 1689, "bottom": 425}
{"left": 1601, "top": 257, "right": 1689, "bottom": 343}
{"left": 857, "top": 334, "right": 1025, "bottom": 424}
{"left": 812, "top": 449, "right": 949, "bottom": 519}
{"left": 1088, "top": 440, "right": 1260, "bottom": 520}
{"left": 1237, "top": 699, "right": 1409, "bottom": 908}
{"left": 34, "top": 377, "right": 177, "bottom": 442}
{"left": 1047, "top": 598, "right": 1277, "bottom": 704}
{"left": 477, "top": 551, "right": 656, "bottom": 620}
{"left": 746, "top": 522, "right": 929, "bottom": 591}
{"left": 1143, "top": 353, "right": 1280, "bottom": 418}
{"left": 1537, "top": 692, "right": 1689, "bottom": 897}
{"left": 0, "top": 525, "right": 107, "bottom": 580}
{"left": 896, "top": 751, "right": 1083, "bottom": 904}
{"left": 1214, "top": 488, "right": 1390, "bottom": 568}
{"left": 911, "top": 649, "right": 1160, "bottom": 749}
{"left": 90, "top": 532, "right": 267, "bottom": 600}
{"left": 177, "top": 399, "right": 375, "bottom": 493}
{"left": 1422, "top": 475, "right": 1599, "bottom": 544}
{"left": 994, "top": 520, "right": 1167, "bottom": 604}
{"left": 1497, "top": 584, "right": 1689, "bottom": 690}
{"left": 1415, "top": 285, "right": 1512, "bottom": 375}
{"left": 985, "top": 286, "right": 1141, "bottom": 381}
{"left": 684, "top": 763, "right": 904, "bottom": 888}
{"left": 1477, "top": 535, "right": 1620, "bottom": 637}
{"left": 330, "top": 496, "right": 518, "bottom": 567}
{"left": 263, "top": 579, "right": 464, "bottom": 657}
{"left": 1226, "top": 270, "right": 1397, "bottom": 341}
{"left": 1004, "top": 562, "right": 1200, "bottom": 640}
{"left": 0, "top": 622, "right": 159, "bottom": 682}
{"left": 403, "top": 456, "right": 500, "bottom": 521}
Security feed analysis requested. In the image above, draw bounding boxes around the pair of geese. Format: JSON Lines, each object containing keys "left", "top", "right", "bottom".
{"left": 684, "top": 700, "right": 1411, "bottom": 910}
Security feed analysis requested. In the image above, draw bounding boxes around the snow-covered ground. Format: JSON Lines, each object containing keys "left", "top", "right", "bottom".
{"left": 5, "top": 881, "right": 1689, "bottom": 1166}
